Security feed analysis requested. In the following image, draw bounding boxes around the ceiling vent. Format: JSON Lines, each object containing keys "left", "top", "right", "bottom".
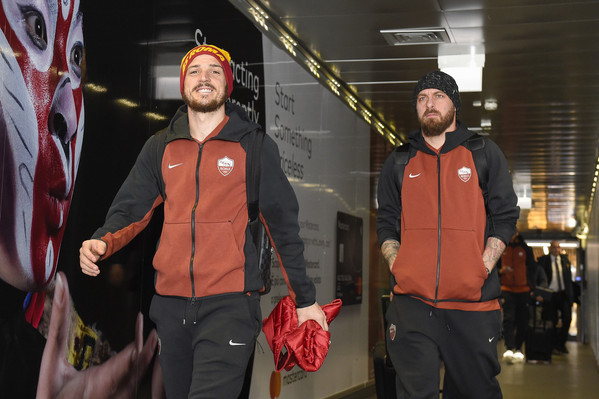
{"left": 380, "top": 28, "right": 450, "bottom": 46}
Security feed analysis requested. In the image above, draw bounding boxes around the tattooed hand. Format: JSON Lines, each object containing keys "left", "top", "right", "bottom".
{"left": 381, "top": 240, "right": 400, "bottom": 271}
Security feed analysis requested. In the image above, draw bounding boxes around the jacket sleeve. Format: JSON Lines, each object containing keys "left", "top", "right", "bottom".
{"left": 91, "top": 134, "right": 164, "bottom": 258}
{"left": 537, "top": 255, "right": 551, "bottom": 283}
{"left": 524, "top": 244, "right": 542, "bottom": 288}
{"left": 483, "top": 139, "right": 520, "bottom": 245}
{"left": 376, "top": 150, "right": 402, "bottom": 247}
{"left": 562, "top": 255, "right": 574, "bottom": 301}
{"left": 534, "top": 264, "right": 548, "bottom": 288}
{"left": 259, "top": 135, "right": 315, "bottom": 308}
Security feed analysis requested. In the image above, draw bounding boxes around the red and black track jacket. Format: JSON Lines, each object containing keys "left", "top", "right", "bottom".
{"left": 377, "top": 123, "right": 519, "bottom": 311}
{"left": 92, "top": 103, "right": 316, "bottom": 307}
{"left": 499, "top": 237, "right": 537, "bottom": 293}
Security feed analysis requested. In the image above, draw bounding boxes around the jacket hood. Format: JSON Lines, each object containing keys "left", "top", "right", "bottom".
{"left": 407, "top": 121, "right": 477, "bottom": 154}
{"left": 165, "top": 101, "right": 261, "bottom": 142}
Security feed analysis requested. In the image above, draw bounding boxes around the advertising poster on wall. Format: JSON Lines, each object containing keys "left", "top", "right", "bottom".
{"left": 336, "top": 211, "right": 364, "bottom": 305}
{"left": 0, "top": 0, "right": 86, "bottom": 396}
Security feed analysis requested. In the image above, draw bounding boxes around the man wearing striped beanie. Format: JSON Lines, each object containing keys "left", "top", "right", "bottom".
{"left": 79, "top": 44, "right": 327, "bottom": 398}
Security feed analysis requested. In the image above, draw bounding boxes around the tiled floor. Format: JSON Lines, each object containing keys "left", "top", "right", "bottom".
{"left": 342, "top": 340, "right": 599, "bottom": 398}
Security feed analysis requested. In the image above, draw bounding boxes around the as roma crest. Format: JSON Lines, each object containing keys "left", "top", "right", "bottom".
{"left": 457, "top": 166, "right": 472, "bottom": 182}
{"left": 389, "top": 323, "right": 396, "bottom": 341}
{"left": 217, "top": 156, "right": 234, "bottom": 176}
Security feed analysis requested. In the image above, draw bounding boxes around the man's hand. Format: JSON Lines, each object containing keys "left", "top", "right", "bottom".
{"left": 37, "top": 272, "right": 163, "bottom": 399}
{"left": 80, "top": 239, "right": 107, "bottom": 276}
{"left": 297, "top": 302, "right": 328, "bottom": 331}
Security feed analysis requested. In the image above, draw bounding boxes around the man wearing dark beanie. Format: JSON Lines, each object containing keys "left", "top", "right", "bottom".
{"left": 377, "top": 70, "right": 519, "bottom": 398}
{"left": 79, "top": 44, "right": 327, "bottom": 398}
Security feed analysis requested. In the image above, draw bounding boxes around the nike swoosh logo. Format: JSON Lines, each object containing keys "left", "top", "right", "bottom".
{"left": 229, "top": 339, "right": 246, "bottom": 346}
{"left": 408, "top": 173, "right": 421, "bottom": 178}
{"left": 168, "top": 163, "right": 183, "bottom": 169}
{"left": 489, "top": 337, "right": 495, "bottom": 343}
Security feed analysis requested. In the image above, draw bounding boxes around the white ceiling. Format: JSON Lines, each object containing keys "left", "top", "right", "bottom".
{"left": 231, "top": 0, "right": 599, "bottom": 238}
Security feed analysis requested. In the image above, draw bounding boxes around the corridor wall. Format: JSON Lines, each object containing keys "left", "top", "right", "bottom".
{"left": 586, "top": 201, "right": 599, "bottom": 366}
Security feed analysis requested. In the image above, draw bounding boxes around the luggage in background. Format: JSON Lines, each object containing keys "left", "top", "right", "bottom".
{"left": 373, "top": 340, "right": 397, "bottom": 399}
{"left": 525, "top": 299, "right": 553, "bottom": 363}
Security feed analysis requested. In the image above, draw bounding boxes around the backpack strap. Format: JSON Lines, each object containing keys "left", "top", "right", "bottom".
{"left": 463, "top": 134, "right": 488, "bottom": 207}
{"left": 393, "top": 144, "right": 412, "bottom": 191}
{"left": 246, "top": 129, "right": 273, "bottom": 295}
{"left": 247, "top": 129, "right": 265, "bottom": 222}
{"left": 463, "top": 134, "right": 494, "bottom": 237}
{"left": 392, "top": 143, "right": 416, "bottom": 234}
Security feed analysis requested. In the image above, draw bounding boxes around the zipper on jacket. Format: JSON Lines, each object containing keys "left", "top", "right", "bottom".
{"left": 434, "top": 154, "right": 441, "bottom": 305}
{"left": 189, "top": 143, "right": 203, "bottom": 298}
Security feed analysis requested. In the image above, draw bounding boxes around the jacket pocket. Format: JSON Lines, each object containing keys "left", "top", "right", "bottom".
{"left": 437, "top": 228, "right": 487, "bottom": 301}
{"left": 153, "top": 221, "right": 193, "bottom": 296}
{"left": 480, "top": 270, "right": 502, "bottom": 301}
{"left": 193, "top": 220, "right": 246, "bottom": 296}
{"left": 393, "top": 228, "right": 439, "bottom": 300}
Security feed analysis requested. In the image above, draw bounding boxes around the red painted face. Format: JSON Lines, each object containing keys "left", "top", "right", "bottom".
{"left": 0, "top": 0, "right": 84, "bottom": 291}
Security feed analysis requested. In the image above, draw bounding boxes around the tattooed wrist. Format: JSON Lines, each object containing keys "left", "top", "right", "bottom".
{"left": 382, "top": 240, "right": 400, "bottom": 266}
{"left": 482, "top": 237, "right": 506, "bottom": 270}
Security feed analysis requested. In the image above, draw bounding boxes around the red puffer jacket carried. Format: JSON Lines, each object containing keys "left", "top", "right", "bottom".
{"left": 263, "top": 296, "right": 342, "bottom": 372}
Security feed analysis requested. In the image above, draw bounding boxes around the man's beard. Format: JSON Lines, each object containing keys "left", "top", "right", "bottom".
{"left": 183, "top": 84, "right": 227, "bottom": 113}
{"left": 419, "top": 109, "right": 455, "bottom": 137}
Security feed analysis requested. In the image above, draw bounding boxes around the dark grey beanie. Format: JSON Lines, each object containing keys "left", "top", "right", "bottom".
{"left": 413, "top": 71, "right": 461, "bottom": 113}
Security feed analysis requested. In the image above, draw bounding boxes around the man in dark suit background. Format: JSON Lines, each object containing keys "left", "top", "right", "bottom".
{"left": 537, "top": 241, "right": 574, "bottom": 354}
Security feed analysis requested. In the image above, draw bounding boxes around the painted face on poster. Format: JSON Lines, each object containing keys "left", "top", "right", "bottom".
{"left": 0, "top": 0, "right": 85, "bottom": 291}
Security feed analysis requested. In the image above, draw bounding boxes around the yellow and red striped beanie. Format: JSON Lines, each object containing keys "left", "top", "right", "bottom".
{"left": 180, "top": 44, "right": 234, "bottom": 98}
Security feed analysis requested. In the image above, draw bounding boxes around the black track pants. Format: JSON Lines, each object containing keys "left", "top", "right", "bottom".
{"left": 500, "top": 291, "right": 530, "bottom": 351}
{"left": 149, "top": 293, "right": 261, "bottom": 399}
{"left": 385, "top": 295, "right": 502, "bottom": 399}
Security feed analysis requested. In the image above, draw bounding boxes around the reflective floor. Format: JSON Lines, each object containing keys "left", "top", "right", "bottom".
{"left": 343, "top": 340, "right": 599, "bottom": 399}
{"left": 497, "top": 340, "right": 599, "bottom": 399}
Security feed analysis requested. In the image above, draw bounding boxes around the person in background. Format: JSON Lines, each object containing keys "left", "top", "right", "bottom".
{"left": 537, "top": 241, "right": 574, "bottom": 354}
{"left": 498, "top": 232, "right": 542, "bottom": 363}
{"left": 79, "top": 44, "right": 328, "bottom": 398}
{"left": 377, "top": 70, "right": 519, "bottom": 398}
